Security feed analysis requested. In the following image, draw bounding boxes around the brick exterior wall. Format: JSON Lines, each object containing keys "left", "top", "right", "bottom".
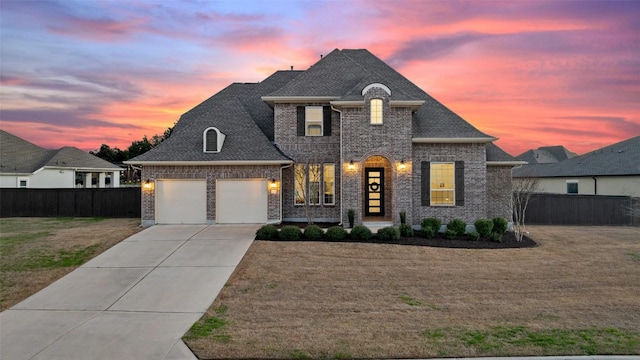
{"left": 412, "top": 143, "right": 487, "bottom": 225}
{"left": 274, "top": 103, "right": 341, "bottom": 222}
{"left": 341, "top": 87, "right": 413, "bottom": 226}
{"left": 486, "top": 166, "right": 513, "bottom": 219}
{"left": 141, "top": 165, "right": 282, "bottom": 224}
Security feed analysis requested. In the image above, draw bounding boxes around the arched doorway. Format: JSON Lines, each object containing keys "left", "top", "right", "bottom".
{"left": 362, "top": 155, "right": 392, "bottom": 221}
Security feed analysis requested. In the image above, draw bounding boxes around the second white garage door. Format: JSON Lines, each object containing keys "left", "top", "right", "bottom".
{"left": 156, "top": 179, "right": 207, "bottom": 224}
{"left": 216, "top": 179, "right": 267, "bottom": 224}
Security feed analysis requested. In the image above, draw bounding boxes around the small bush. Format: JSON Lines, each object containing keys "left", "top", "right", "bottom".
{"left": 490, "top": 232, "right": 503, "bottom": 242}
{"left": 350, "top": 225, "right": 373, "bottom": 241}
{"left": 399, "top": 223, "right": 414, "bottom": 237}
{"left": 467, "top": 231, "right": 480, "bottom": 241}
{"left": 377, "top": 226, "right": 401, "bottom": 241}
{"left": 347, "top": 209, "right": 355, "bottom": 228}
{"left": 256, "top": 225, "right": 278, "bottom": 240}
{"left": 420, "top": 226, "right": 436, "bottom": 238}
{"left": 303, "top": 225, "right": 324, "bottom": 240}
{"left": 279, "top": 225, "right": 302, "bottom": 241}
{"left": 474, "top": 219, "right": 494, "bottom": 237}
{"left": 447, "top": 219, "right": 466, "bottom": 236}
{"left": 422, "top": 218, "right": 441, "bottom": 232}
{"left": 325, "top": 226, "right": 347, "bottom": 241}
{"left": 400, "top": 211, "right": 407, "bottom": 225}
{"left": 445, "top": 229, "right": 457, "bottom": 240}
{"left": 492, "top": 217, "right": 508, "bottom": 235}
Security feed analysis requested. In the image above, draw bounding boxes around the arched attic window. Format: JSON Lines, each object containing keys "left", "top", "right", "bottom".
{"left": 362, "top": 83, "right": 391, "bottom": 125}
{"left": 203, "top": 127, "right": 226, "bottom": 153}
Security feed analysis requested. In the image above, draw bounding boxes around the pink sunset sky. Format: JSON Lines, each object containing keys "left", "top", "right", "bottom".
{"left": 1, "top": 0, "right": 639, "bottom": 156}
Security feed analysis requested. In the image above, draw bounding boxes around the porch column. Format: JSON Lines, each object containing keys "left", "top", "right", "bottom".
{"left": 112, "top": 171, "right": 120, "bottom": 188}
{"left": 84, "top": 173, "right": 92, "bottom": 188}
{"left": 98, "top": 172, "right": 106, "bottom": 188}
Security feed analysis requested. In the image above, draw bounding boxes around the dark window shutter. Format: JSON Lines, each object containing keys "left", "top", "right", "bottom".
{"left": 297, "top": 106, "right": 305, "bottom": 136}
{"left": 323, "top": 106, "right": 332, "bottom": 136}
{"left": 421, "top": 161, "right": 430, "bottom": 206}
{"left": 455, "top": 161, "right": 464, "bottom": 206}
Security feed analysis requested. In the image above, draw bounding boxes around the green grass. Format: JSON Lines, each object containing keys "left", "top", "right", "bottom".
{"left": 2, "top": 245, "right": 100, "bottom": 271}
{"left": 186, "top": 316, "right": 227, "bottom": 338}
{"left": 628, "top": 252, "right": 640, "bottom": 262}
{"left": 422, "top": 326, "right": 640, "bottom": 355}
{"left": 399, "top": 294, "right": 422, "bottom": 306}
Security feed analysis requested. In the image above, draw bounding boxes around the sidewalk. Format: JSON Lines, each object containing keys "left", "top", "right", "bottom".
{"left": 0, "top": 224, "right": 257, "bottom": 360}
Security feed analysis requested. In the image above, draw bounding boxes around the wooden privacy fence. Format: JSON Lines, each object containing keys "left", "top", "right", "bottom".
{"left": 0, "top": 187, "right": 141, "bottom": 218}
{"left": 524, "top": 193, "right": 639, "bottom": 226}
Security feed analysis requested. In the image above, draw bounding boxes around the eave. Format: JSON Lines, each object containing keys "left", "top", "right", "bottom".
{"left": 261, "top": 96, "right": 340, "bottom": 106}
{"left": 331, "top": 100, "right": 424, "bottom": 110}
{"left": 413, "top": 137, "right": 498, "bottom": 144}
{"left": 123, "top": 160, "right": 294, "bottom": 166}
{"left": 487, "top": 161, "right": 528, "bottom": 166}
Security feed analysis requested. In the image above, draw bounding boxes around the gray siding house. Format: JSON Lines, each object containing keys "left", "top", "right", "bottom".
{"left": 126, "top": 49, "right": 521, "bottom": 227}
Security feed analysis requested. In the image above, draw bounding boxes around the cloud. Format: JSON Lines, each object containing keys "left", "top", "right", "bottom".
{"left": 0, "top": 107, "right": 143, "bottom": 130}
{"left": 389, "top": 32, "right": 489, "bottom": 66}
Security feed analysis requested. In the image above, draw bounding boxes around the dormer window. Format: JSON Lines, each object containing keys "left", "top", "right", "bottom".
{"left": 370, "top": 99, "right": 383, "bottom": 124}
{"left": 203, "top": 127, "right": 226, "bottom": 153}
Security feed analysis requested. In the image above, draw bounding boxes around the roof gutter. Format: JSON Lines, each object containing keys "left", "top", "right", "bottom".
{"left": 123, "top": 160, "right": 294, "bottom": 166}
{"left": 487, "top": 161, "right": 528, "bottom": 166}
{"left": 331, "top": 104, "right": 344, "bottom": 226}
{"left": 413, "top": 137, "right": 498, "bottom": 144}
{"left": 261, "top": 96, "right": 340, "bottom": 106}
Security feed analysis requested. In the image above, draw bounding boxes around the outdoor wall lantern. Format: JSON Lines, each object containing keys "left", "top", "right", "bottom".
{"left": 348, "top": 160, "right": 355, "bottom": 171}
{"left": 269, "top": 179, "right": 278, "bottom": 194}
{"left": 143, "top": 179, "right": 153, "bottom": 190}
{"left": 399, "top": 160, "right": 406, "bottom": 171}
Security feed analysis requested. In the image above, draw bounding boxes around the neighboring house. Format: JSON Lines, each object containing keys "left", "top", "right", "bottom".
{"left": 0, "top": 130, "right": 122, "bottom": 188}
{"left": 126, "top": 49, "right": 523, "bottom": 227}
{"left": 513, "top": 136, "right": 640, "bottom": 196}
{"left": 516, "top": 145, "right": 577, "bottom": 164}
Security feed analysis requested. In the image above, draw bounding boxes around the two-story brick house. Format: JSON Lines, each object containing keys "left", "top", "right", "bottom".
{"left": 126, "top": 49, "right": 521, "bottom": 227}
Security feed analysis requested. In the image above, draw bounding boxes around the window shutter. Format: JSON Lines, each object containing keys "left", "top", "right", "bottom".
{"left": 297, "top": 106, "right": 305, "bottom": 136}
{"left": 421, "top": 161, "right": 430, "bottom": 206}
{"left": 323, "top": 106, "right": 332, "bottom": 136}
{"left": 455, "top": 161, "right": 464, "bottom": 206}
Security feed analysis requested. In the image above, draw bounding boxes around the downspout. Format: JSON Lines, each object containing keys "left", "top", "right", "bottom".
{"left": 332, "top": 105, "right": 344, "bottom": 225}
{"left": 592, "top": 176, "right": 597, "bottom": 195}
{"left": 278, "top": 162, "right": 294, "bottom": 224}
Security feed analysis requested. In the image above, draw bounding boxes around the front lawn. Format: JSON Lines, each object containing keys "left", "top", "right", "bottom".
{"left": 185, "top": 226, "right": 640, "bottom": 358}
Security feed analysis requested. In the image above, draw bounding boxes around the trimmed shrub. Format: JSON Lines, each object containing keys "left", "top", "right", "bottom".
{"left": 377, "top": 226, "right": 401, "bottom": 241}
{"left": 420, "top": 226, "right": 436, "bottom": 239}
{"left": 467, "top": 231, "right": 480, "bottom": 241}
{"left": 492, "top": 217, "right": 508, "bottom": 235}
{"left": 325, "top": 226, "right": 347, "bottom": 241}
{"left": 279, "top": 225, "right": 302, "bottom": 240}
{"left": 445, "top": 229, "right": 457, "bottom": 240}
{"left": 490, "top": 232, "right": 503, "bottom": 242}
{"left": 399, "top": 223, "right": 414, "bottom": 237}
{"left": 422, "top": 218, "right": 442, "bottom": 233}
{"left": 474, "top": 219, "right": 494, "bottom": 237}
{"left": 447, "top": 219, "right": 466, "bottom": 236}
{"left": 399, "top": 211, "right": 407, "bottom": 225}
{"left": 350, "top": 225, "right": 373, "bottom": 241}
{"left": 303, "top": 225, "right": 324, "bottom": 240}
{"left": 256, "top": 225, "right": 278, "bottom": 240}
{"left": 347, "top": 209, "right": 355, "bottom": 228}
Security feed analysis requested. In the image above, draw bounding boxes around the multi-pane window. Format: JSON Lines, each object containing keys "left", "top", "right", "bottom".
{"left": 566, "top": 181, "right": 578, "bottom": 194}
{"left": 294, "top": 163, "right": 335, "bottom": 206}
{"left": 323, "top": 163, "right": 335, "bottom": 205}
{"left": 370, "top": 98, "right": 383, "bottom": 124}
{"left": 430, "top": 162, "right": 455, "bottom": 205}
{"left": 305, "top": 106, "right": 323, "bottom": 136}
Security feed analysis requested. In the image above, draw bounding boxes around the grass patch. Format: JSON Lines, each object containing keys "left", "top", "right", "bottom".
{"left": 3, "top": 245, "right": 100, "bottom": 271}
{"left": 399, "top": 294, "right": 422, "bottom": 306}
{"left": 186, "top": 316, "right": 227, "bottom": 338}
{"left": 628, "top": 252, "right": 640, "bottom": 262}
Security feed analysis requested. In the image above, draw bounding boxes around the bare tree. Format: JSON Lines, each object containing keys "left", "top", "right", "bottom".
{"left": 294, "top": 161, "right": 321, "bottom": 224}
{"left": 622, "top": 197, "right": 640, "bottom": 226}
{"left": 512, "top": 177, "right": 540, "bottom": 241}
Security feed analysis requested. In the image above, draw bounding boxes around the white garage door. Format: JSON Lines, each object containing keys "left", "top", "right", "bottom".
{"left": 156, "top": 180, "right": 207, "bottom": 224}
{"left": 216, "top": 179, "right": 267, "bottom": 224}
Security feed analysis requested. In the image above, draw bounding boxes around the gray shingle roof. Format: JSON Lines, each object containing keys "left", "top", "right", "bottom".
{"left": 0, "top": 130, "right": 121, "bottom": 173}
{"left": 486, "top": 142, "right": 518, "bottom": 162}
{"left": 129, "top": 48, "right": 498, "bottom": 164}
{"left": 516, "top": 145, "right": 577, "bottom": 164}
{"left": 513, "top": 136, "right": 640, "bottom": 177}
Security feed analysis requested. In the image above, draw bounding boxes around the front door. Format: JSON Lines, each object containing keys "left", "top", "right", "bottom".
{"left": 365, "top": 168, "right": 384, "bottom": 216}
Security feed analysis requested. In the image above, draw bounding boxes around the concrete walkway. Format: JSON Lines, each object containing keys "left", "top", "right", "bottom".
{"left": 0, "top": 224, "right": 257, "bottom": 360}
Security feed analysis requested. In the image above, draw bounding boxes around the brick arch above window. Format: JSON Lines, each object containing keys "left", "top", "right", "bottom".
{"left": 361, "top": 83, "right": 391, "bottom": 96}
{"left": 203, "top": 127, "right": 226, "bottom": 153}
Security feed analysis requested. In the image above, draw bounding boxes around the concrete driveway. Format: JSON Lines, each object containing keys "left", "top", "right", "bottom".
{"left": 0, "top": 224, "right": 257, "bottom": 360}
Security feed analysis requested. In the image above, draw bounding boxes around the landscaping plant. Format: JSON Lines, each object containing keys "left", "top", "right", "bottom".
{"left": 420, "top": 225, "right": 436, "bottom": 239}
{"left": 347, "top": 209, "right": 355, "bottom": 228}
{"left": 350, "top": 225, "right": 373, "bottom": 241}
{"left": 399, "top": 210, "right": 407, "bottom": 225}
{"left": 421, "top": 218, "right": 441, "bottom": 233}
{"left": 467, "top": 231, "right": 481, "bottom": 241}
{"left": 474, "top": 219, "right": 494, "bottom": 237}
{"left": 377, "top": 226, "right": 400, "bottom": 241}
{"left": 256, "top": 225, "right": 279, "bottom": 240}
{"left": 325, "top": 226, "right": 347, "bottom": 241}
{"left": 492, "top": 217, "right": 508, "bottom": 235}
{"left": 447, "top": 219, "right": 466, "bottom": 236}
{"left": 279, "top": 225, "right": 302, "bottom": 241}
{"left": 303, "top": 225, "right": 324, "bottom": 240}
{"left": 399, "top": 223, "right": 414, "bottom": 237}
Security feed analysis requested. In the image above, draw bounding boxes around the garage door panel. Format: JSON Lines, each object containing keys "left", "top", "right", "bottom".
{"left": 217, "top": 179, "right": 267, "bottom": 224}
{"left": 156, "top": 180, "right": 207, "bottom": 224}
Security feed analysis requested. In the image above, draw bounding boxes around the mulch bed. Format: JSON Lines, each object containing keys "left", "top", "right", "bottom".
{"left": 265, "top": 223, "right": 537, "bottom": 249}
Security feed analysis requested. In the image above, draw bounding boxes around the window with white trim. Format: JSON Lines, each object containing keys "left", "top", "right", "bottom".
{"left": 430, "top": 162, "right": 455, "bottom": 205}
{"left": 305, "top": 106, "right": 323, "bottom": 136}
{"left": 323, "top": 163, "right": 335, "bottom": 205}
{"left": 370, "top": 98, "right": 383, "bottom": 124}
{"left": 566, "top": 180, "right": 578, "bottom": 194}
{"left": 18, "top": 177, "right": 28, "bottom": 188}
{"left": 203, "top": 127, "right": 226, "bottom": 153}
{"left": 294, "top": 163, "right": 335, "bottom": 206}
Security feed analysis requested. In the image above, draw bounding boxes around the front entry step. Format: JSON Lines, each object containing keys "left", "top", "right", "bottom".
{"left": 362, "top": 221, "right": 394, "bottom": 233}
